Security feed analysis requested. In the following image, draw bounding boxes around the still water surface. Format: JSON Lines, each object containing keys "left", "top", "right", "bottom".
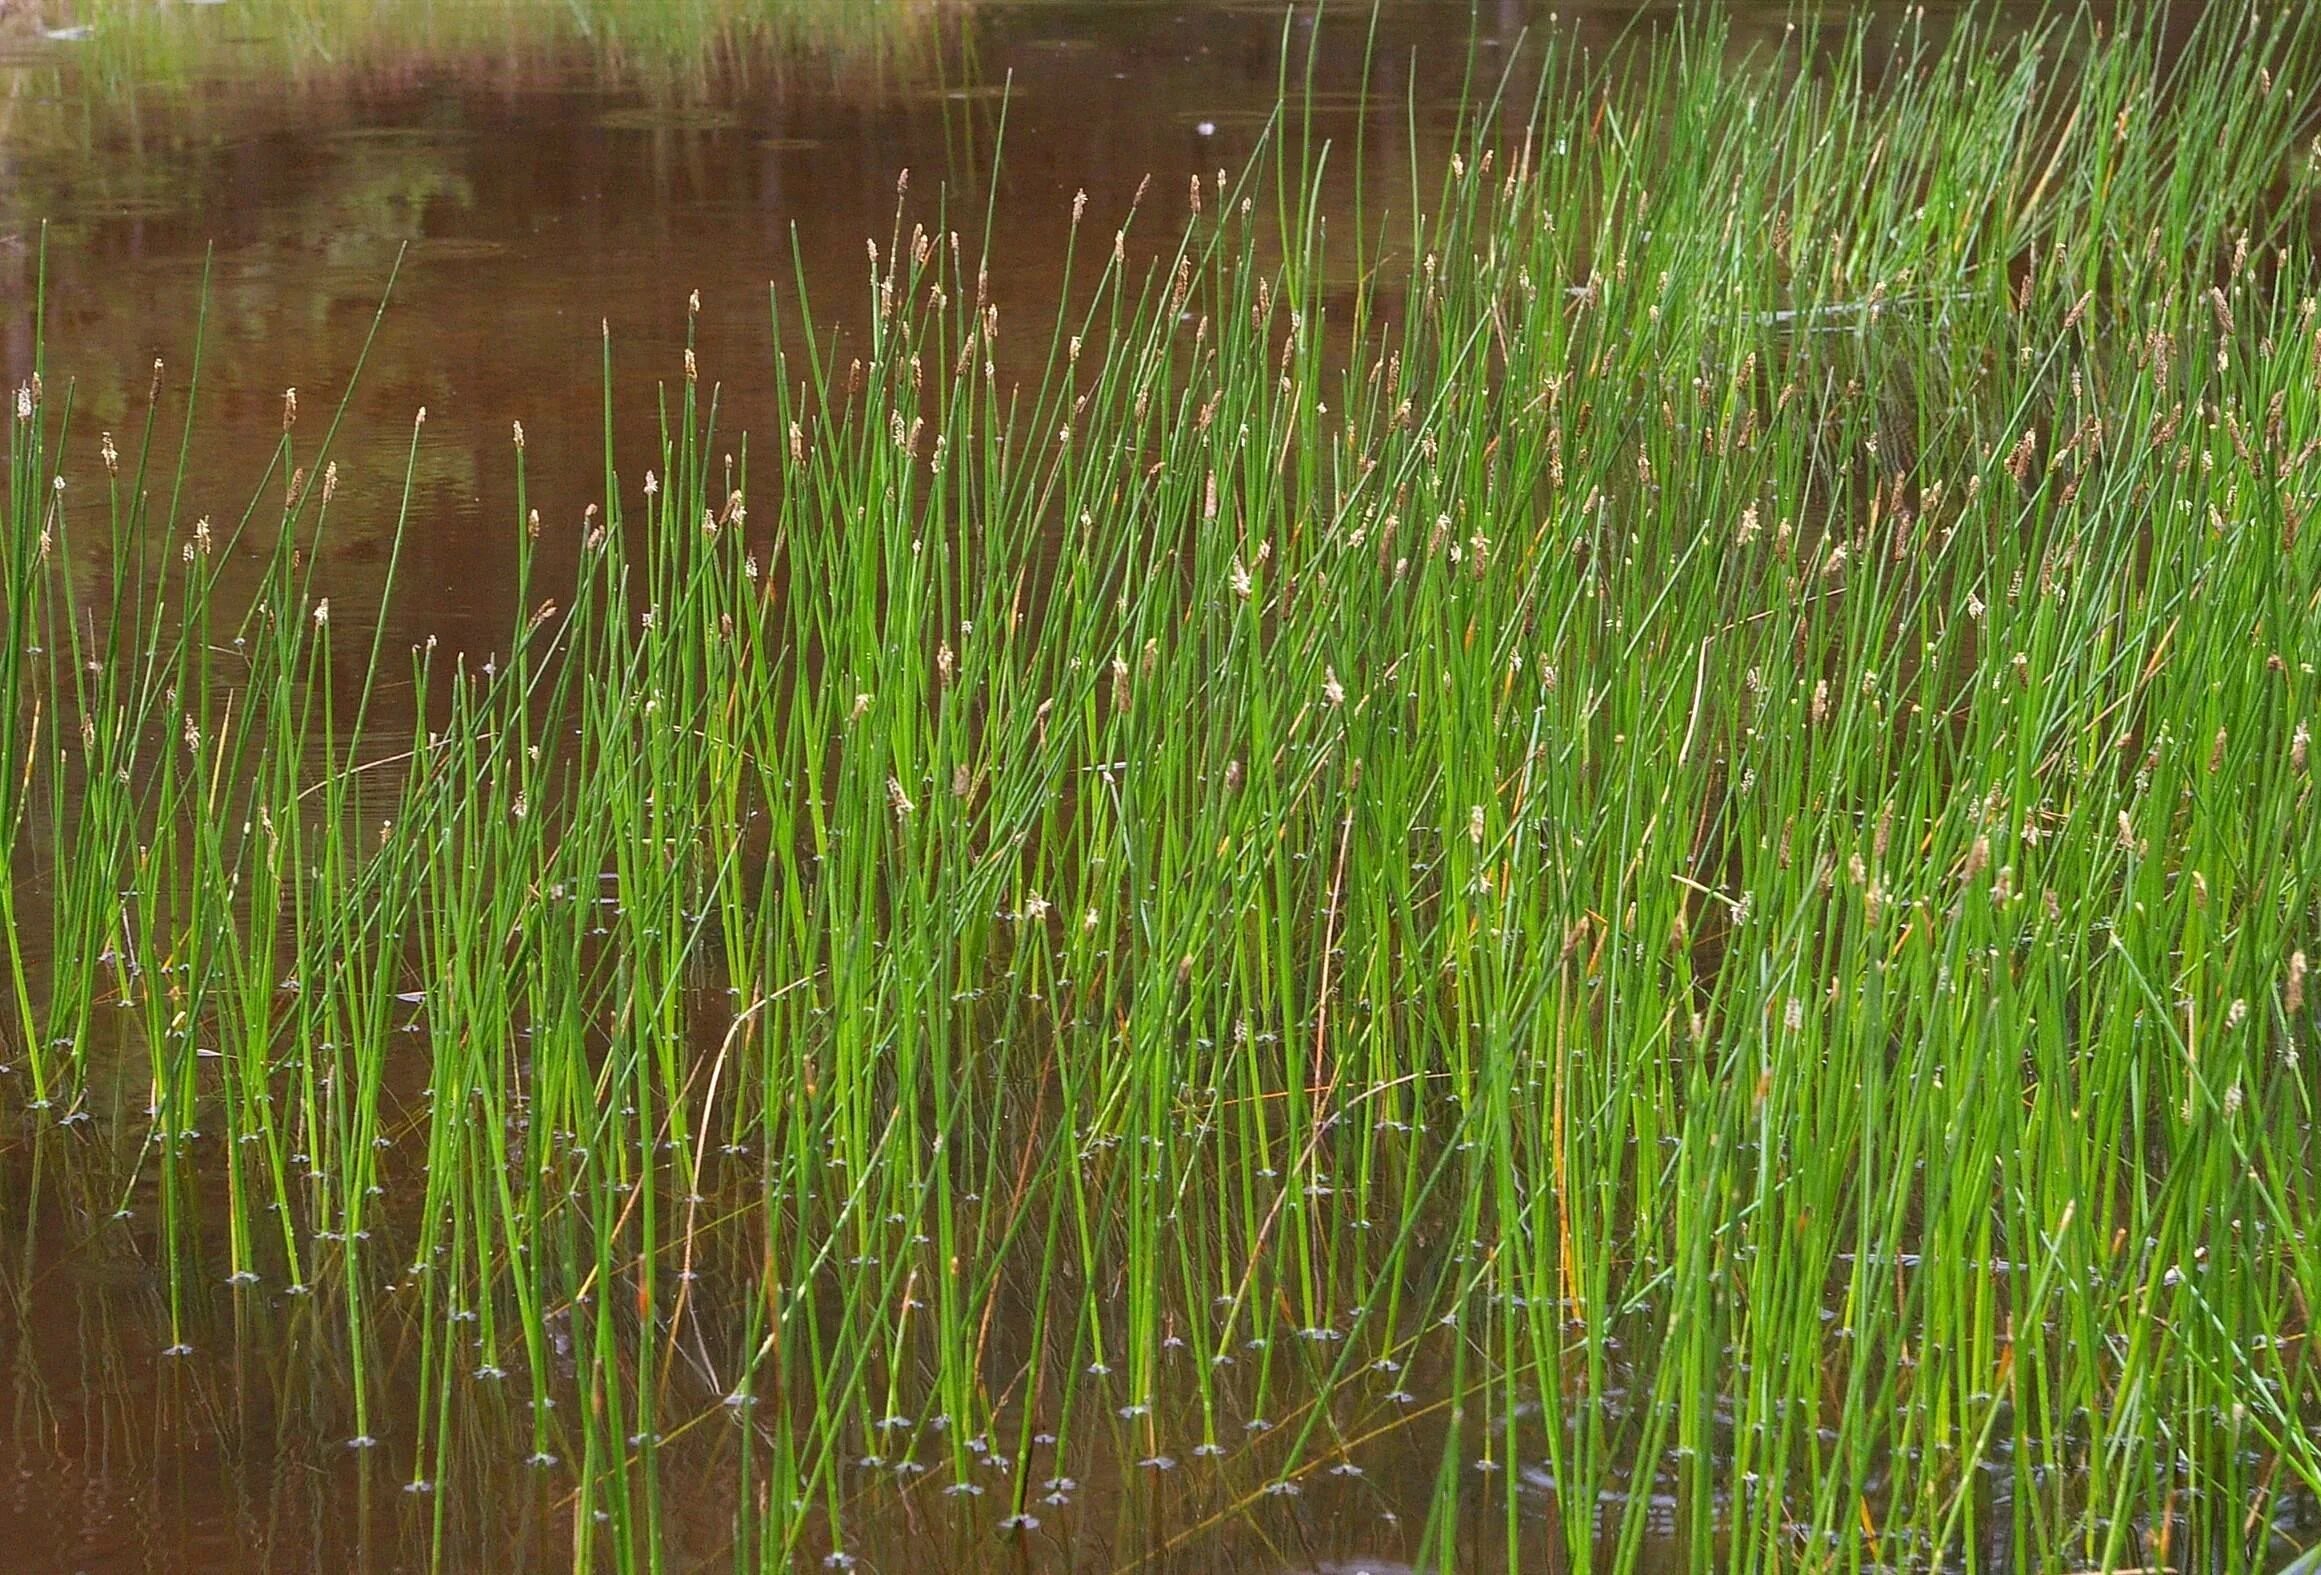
{"left": 0, "top": 0, "right": 1954, "bottom": 660}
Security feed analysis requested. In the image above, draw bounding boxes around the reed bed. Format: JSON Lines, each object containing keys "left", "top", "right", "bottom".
{"left": 4, "top": 5, "right": 2321, "bottom": 1570}
{"left": 20, "top": 0, "right": 958, "bottom": 102}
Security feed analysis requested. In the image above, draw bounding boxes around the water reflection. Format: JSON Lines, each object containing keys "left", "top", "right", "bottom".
{"left": 0, "top": 1, "right": 1994, "bottom": 663}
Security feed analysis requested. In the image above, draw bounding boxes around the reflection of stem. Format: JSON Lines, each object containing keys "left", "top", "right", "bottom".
{"left": 661, "top": 981, "right": 803, "bottom": 1402}
{"left": 1132, "top": 1343, "right": 1488, "bottom": 1569}
{"left": 969, "top": 1032, "right": 1055, "bottom": 1383}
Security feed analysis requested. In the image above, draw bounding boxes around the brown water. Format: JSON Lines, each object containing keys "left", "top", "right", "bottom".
{"left": 5, "top": 0, "right": 1522, "bottom": 656}
{"left": 0, "top": 3, "right": 2234, "bottom": 1571}
{"left": 0, "top": 0, "right": 1970, "bottom": 662}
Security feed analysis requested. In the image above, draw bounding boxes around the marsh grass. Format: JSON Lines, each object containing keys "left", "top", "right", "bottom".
{"left": 5, "top": 4, "right": 2321, "bottom": 1570}
{"left": 22, "top": 0, "right": 958, "bottom": 99}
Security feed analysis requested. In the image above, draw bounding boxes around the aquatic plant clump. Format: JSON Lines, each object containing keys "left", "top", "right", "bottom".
{"left": 4, "top": 5, "right": 2321, "bottom": 1570}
